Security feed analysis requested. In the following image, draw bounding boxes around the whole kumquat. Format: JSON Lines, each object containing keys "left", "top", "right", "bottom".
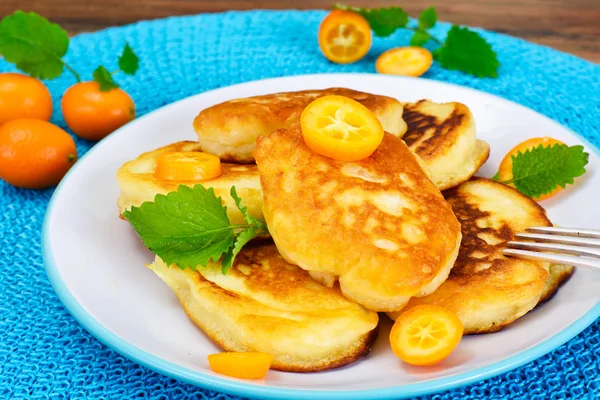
{"left": 0, "top": 118, "right": 77, "bottom": 189}
{"left": 390, "top": 304, "right": 463, "bottom": 366}
{"left": 498, "top": 137, "right": 565, "bottom": 200}
{"left": 318, "top": 10, "right": 372, "bottom": 64}
{"left": 0, "top": 73, "right": 53, "bottom": 126}
{"left": 61, "top": 81, "right": 135, "bottom": 141}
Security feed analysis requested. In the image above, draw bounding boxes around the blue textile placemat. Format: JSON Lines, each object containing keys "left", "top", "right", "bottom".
{"left": 1, "top": 10, "right": 599, "bottom": 400}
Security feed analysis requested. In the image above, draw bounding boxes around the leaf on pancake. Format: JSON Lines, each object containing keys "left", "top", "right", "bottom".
{"left": 509, "top": 144, "right": 589, "bottom": 199}
{"left": 123, "top": 185, "right": 235, "bottom": 270}
{"left": 230, "top": 186, "right": 268, "bottom": 232}
{"left": 221, "top": 227, "right": 259, "bottom": 274}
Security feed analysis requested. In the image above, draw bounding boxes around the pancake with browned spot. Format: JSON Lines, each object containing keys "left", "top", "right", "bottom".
{"left": 194, "top": 88, "right": 407, "bottom": 163}
{"left": 255, "top": 123, "right": 462, "bottom": 312}
{"left": 388, "top": 178, "right": 572, "bottom": 334}
{"left": 116, "top": 141, "right": 262, "bottom": 225}
{"left": 149, "top": 242, "right": 379, "bottom": 372}
{"left": 402, "top": 100, "right": 490, "bottom": 190}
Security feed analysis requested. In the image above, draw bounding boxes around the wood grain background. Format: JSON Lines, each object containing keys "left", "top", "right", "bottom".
{"left": 2, "top": 0, "right": 599, "bottom": 63}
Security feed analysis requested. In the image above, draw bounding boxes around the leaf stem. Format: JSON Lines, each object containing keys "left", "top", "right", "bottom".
{"left": 61, "top": 59, "right": 81, "bottom": 82}
{"left": 405, "top": 26, "right": 444, "bottom": 45}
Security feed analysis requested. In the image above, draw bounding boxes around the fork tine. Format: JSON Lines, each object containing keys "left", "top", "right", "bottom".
{"left": 507, "top": 241, "right": 600, "bottom": 258}
{"left": 502, "top": 249, "right": 600, "bottom": 270}
{"left": 514, "top": 233, "right": 600, "bottom": 248}
{"left": 526, "top": 227, "right": 600, "bottom": 239}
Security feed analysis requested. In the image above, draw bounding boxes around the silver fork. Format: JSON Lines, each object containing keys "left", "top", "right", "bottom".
{"left": 503, "top": 227, "right": 600, "bottom": 270}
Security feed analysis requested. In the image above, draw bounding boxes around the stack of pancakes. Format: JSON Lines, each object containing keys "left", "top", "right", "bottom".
{"left": 117, "top": 88, "right": 572, "bottom": 372}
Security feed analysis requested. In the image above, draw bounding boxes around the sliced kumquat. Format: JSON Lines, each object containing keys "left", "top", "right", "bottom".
{"left": 318, "top": 10, "right": 372, "bottom": 64}
{"left": 208, "top": 352, "right": 273, "bottom": 380}
{"left": 300, "top": 95, "right": 384, "bottom": 162}
{"left": 390, "top": 304, "right": 463, "bottom": 366}
{"left": 155, "top": 151, "right": 222, "bottom": 181}
{"left": 498, "top": 137, "right": 565, "bottom": 200}
{"left": 376, "top": 47, "right": 433, "bottom": 77}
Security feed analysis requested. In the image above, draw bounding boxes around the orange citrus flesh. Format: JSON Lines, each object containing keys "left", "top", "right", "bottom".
{"left": 0, "top": 73, "right": 53, "bottom": 126}
{"left": 0, "top": 118, "right": 77, "bottom": 189}
{"left": 155, "top": 151, "right": 222, "bottom": 181}
{"left": 376, "top": 47, "right": 433, "bottom": 77}
{"left": 390, "top": 304, "right": 463, "bottom": 366}
{"left": 318, "top": 10, "right": 372, "bottom": 64}
{"left": 498, "top": 137, "right": 565, "bottom": 200}
{"left": 207, "top": 352, "right": 273, "bottom": 380}
{"left": 300, "top": 95, "right": 384, "bottom": 162}
{"left": 61, "top": 81, "right": 136, "bottom": 141}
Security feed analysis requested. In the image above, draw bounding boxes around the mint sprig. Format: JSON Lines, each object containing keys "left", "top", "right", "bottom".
{"left": 123, "top": 185, "right": 268, "bottom": 273}
{"left": 493, "top": 143, "right": 589, "bottom": 199}
{"left": 0, "top": 11, "right": 139, "bottom": 90}
{"left": 334, "top": 4, "right": 499, "bottom": 78}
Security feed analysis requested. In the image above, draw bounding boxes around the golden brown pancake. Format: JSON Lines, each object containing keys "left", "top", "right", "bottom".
{"left": 538, "top": 264, "right": 574, "bottom": 304}
{"left": 193, "top": 88, "right": 407, "bottom": 163}
{"left": 116, "top": 141, "right": 262, "bottom": 225}
{"left": 149, "top": 242, "right": 379, "bottom": 372}
{"left": 255, "top": 124, "right": 462, "bottom": 312}
{"left": 402, "top": 100, "right": 490, "bottom": 190}
{"left": 388, "top": 178, "right": 572, "bottom": 334}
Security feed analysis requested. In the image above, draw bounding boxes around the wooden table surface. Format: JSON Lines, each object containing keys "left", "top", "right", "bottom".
{"left": 2, "top": 0, "right": 599, "bottom": 63}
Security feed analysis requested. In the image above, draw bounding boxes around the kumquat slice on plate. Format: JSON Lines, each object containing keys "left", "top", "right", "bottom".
{"left": 208, "top": 352, "right": 273, "bottom": 380}
{"left": 390, "top": 304, "right": 464, "bottom": 367}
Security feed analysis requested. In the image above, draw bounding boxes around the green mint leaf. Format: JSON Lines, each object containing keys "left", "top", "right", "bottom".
{"left": 335, "top": 4, "right": 408, "bottom": 37}
{"left": 491, "top": 171, "right": 500, "bottom": 181}
{"left": 230, "top": 186, "right": 268, "bottom": 232}
{"left": 123, "top": 185, "right": 235, "bottom": 270}
{"left": 418, "top": 7, "right": 437, "bottom": 30}
{"left": 118, "top": 43, "right": 139, "bottom": 75}
{"left": 434, "top": 25, "right": 500, "bottom": 78}
{"left": 509, "top": 144, "right": 588, "bottom": 199}
{"left": 410, "top": 31, "right": 431, "bottom": 47}
{"left": 0, "top": 11, "right": 69, "bottom": 79}
{"left": 93, "top": 66, "right": 119, "bottom": 91}
{"left": 221, "top": 227, "right": 259, "bottom": 273}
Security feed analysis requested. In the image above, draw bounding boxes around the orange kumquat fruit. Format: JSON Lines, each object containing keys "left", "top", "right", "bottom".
{"left": 318, "top": 10, "right": 372, "bottom": 64}
{"left": 61, "top": 81, "right": 135, "bottom": 141}
{"left": 0, "top": 73, "right": 53, "bottom": 126}
{"left": 0, "top": 118, "right": 77, "bottom": 189}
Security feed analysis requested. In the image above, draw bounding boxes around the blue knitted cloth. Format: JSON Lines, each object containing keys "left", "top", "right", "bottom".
{"left": 1, "top": 10, "right": 599, "bottom": 400}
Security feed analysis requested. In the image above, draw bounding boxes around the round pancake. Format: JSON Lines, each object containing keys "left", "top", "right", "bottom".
{"left": 388, "top": 178, "right": 562, "bottom": 334}
{"left": 116, "top": 141, "right": 262, "bottom": 225}
{"left": 538, "top": 264, "right": 574, "bottom": 304}
{"left": 150, "top": 242, "right": 379, "bottom": 372}
{"left": 255, "top": 124, "right": 462, "bottom": 312}
{"left": 193, "top": 88, "right": 407, "bottom": 163}
{"left": 402, "top": 100, "right": 490, "bottom": 190}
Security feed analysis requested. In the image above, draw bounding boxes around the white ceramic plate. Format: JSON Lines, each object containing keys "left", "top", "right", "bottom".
{"left": 43, "top": 74, "right": 600, "bottom": 400}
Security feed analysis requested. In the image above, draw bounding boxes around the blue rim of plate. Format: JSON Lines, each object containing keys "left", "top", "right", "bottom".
{"left": 42, "top": 73, "right": 600, "bottom": 400}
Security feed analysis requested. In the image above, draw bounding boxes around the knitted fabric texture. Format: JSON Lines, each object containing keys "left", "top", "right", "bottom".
{"left": 1, "top": 10, "right": 599, "bottom": 400}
